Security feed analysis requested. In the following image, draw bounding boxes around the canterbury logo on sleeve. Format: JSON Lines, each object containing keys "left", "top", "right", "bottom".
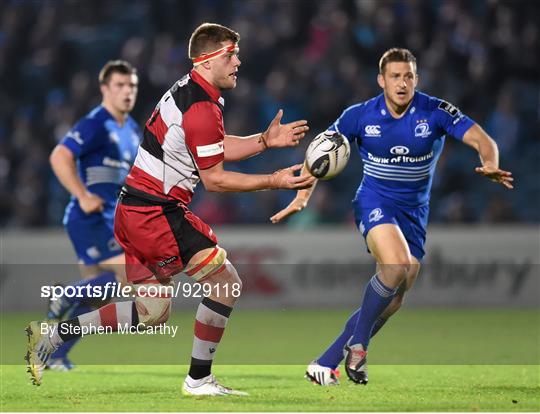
{"left": 196, "top": 143, "right": 224, "bottom": 157}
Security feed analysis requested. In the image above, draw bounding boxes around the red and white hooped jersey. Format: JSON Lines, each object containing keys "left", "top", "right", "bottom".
{"left": 125, "top": 70, "right": 225, "bottom": 204}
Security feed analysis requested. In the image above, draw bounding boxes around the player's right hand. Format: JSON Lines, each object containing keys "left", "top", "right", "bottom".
{"left": 269, "top": 164, "right": 316, "bottom": 190}
{"left": 474, "top": 165, "right": 514, "bottom": 189}
{"left": 79, "top": 192, "right": 105, "bottom": 214}
{"left": 270, "top": 197, "right": 308, "bottom": 223}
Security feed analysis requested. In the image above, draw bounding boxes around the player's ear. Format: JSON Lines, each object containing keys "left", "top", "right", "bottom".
{"left": 99, "top": 82, "right": 108, "bottom": 96}
{"left": 414, "top": 73, "right": 419, "bottom": 87}
{"left": 202, "top": 60, "right": 212, "bottom": 71}
{"left": 377, "top": 73, "right": 385, "bottom": 89}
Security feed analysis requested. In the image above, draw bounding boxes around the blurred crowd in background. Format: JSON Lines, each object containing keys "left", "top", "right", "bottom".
{"left": 1, "top": 0, "right": 538, "bottom": 228}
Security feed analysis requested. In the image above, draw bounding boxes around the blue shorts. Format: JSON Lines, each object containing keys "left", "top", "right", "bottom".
{"left": 353, "top": 197, "right": 429, "bottom": 261}
{"left": 65, "top": 215, "right": 123, "bottom": 265}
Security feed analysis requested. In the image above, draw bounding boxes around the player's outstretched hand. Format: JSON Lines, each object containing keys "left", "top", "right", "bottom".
{"left": 475, "top": 165, "right": 514, "bottom": 189}
{"left": 270, "top": 196, "right": 309, "bottom": 223}
{"left": 270, "top": 164, "right": 316, "bottom": 190}
{"left": 263, "top": 109, "right": 309, "bottom": 148}
{"left": 79, "top": 191, "right": 105, "bottom": 213}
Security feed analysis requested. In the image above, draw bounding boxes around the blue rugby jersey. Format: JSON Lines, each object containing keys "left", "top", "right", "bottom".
{"left": 329, "top": 91, "right": 475, "bottom": 207}
{"left": 60, "top": 105, "right": 141, "bottom": 224}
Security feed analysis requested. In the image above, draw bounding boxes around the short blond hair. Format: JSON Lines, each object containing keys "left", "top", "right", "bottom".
{"left": 98, "top": 60, "right": 136, "bottom": 85}
{"left": 378, "top": 48, "right": 417, "bottom": 74}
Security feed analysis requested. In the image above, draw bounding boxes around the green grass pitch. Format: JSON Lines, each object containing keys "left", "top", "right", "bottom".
{"left": 1, "top": 309, "right": 539, "bottom": 411}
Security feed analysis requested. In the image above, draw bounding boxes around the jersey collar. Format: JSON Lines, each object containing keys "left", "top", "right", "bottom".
{"left": 97, "top": 104, "right": 129, "bottom": 127}
{"left": 190, "top": 69, "right": 222, "bottom": 102}
{"left": 381, "top": 91, "right": 418, "bottom": 119}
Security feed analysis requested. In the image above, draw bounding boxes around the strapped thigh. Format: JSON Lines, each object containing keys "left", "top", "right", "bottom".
{"left": 183, "top": 246, "right": 227, "bottom": 282}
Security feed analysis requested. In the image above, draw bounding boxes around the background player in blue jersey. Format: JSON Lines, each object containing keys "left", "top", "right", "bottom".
{"left": 46, "top": 60, "right": 141, "bottom": 370}
{"left": 271, "top": 48, "right": 513, "bottom": 386}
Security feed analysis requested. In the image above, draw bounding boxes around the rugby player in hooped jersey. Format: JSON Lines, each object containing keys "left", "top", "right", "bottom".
{"left": 271, "top": 48, "right": 513, "bottom": 386}
{"left": 26, "top": 23, "right": 315, "bottom": 394}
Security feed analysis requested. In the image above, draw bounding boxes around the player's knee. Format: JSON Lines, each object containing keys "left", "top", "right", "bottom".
{"left": 380, "top": 263, "right": 409, "bottom": 284}
{"left": 135, "top": 296, "right": 171, "bottom": 326}
{"left": 219, "top": 260, "right": 242, "bottom": 287}
{"left": 211, "top": 260, "right": 243, "bottom": 291}
{"left": 203, "top": 259, "right": 243, "bottom": 301}
{"left": 185, "top": 246, "right": 228, "bottom": 282}
{"left": 381, "top": 254, "right": 413, "bottom": 279}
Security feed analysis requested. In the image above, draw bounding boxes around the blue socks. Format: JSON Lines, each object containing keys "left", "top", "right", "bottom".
{"left": 317, "top": 274, "right": 395, "bottom": 369}
{"left": 318, "top": 308, "right": 360, "bottom": 369}
{"left": 317, "top": 311, "right": 390, "bottom": 369}
{"left": 349, "top": 274, "right": 395, "bottom": 348}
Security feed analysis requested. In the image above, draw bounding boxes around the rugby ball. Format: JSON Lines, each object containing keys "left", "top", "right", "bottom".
{"left": 305, "top": 131, "right": 350, "bottom": 180}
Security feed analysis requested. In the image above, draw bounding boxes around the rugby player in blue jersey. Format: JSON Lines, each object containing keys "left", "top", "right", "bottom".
{"left": 45, "top": 60, "right": 141, "bottom": 370}
{"left": 271, "top": 48, "right": 513, "bottom": 385}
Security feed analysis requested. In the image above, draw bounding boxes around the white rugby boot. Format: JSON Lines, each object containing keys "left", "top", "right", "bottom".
{"left": 182, "top": 374, "right": 249, "bottom": 396}
{"left": 25, "top": 321, "right": 57, "bottom": 386}
{"left": 305, "top": 360, "right": 340, "bottom": 386}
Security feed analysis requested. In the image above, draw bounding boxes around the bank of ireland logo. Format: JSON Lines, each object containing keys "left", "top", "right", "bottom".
{"left": 390, "top": 145, "right": 409, "bottom": 155}
{"left": 365, "top": 125, "right": 381, "bottom": 137}
{"left": 368, "top": 208, "right": 384, "bottom": 223}
{"left": 415, "top": 122, "right": 432, "bottom": 138}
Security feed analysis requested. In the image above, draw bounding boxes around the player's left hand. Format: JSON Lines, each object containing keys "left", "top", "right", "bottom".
{"left": 263, "top": 109, "right": 309, "bottom": 148}
{"left": 475, "top": 165, "right": 514, "bottom": 189}
{"left": 270, "top": 197, "right": 309, "bottom": 223}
